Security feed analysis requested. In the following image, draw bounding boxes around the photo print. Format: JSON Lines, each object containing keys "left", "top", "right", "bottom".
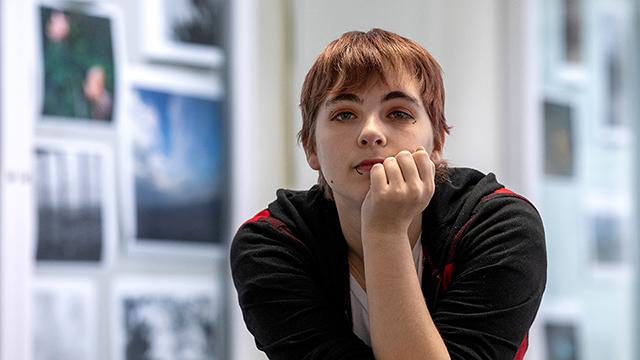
{"left": 545, "top": 321, "right": 580, "bottom": 360}
{"left": 585, "top": 193, "right": 631, "bottom": 274}
{"left": 544, "top": 99, "right": 575, "bottom": 178}
{"left": 595, "top": 0, "right": 632, "bottom": 146}
{"left": 122, "top": 67, "right": 227, "bottom": 249}
{"left": 34, "top": 139, "right": 115, "bottom": 264}
{"left": 142, "top": 0, "right": 225, "bottom": 67}
{"left": 39, "top": 2, "right": 118, "bottom": 122}
{"left": 113, "top": 277, "right": 224, "bottom": 360}
{"left": 32, "top": 277, "right": 97, "bottom": 360}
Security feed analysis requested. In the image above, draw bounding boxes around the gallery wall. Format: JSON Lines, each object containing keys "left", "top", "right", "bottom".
{"left": 3, "top": 0, "right": 232, "bottom": 359}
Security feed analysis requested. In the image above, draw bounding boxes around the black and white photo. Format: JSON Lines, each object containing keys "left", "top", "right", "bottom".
{"left": 34, "top": 139, "right": 116, "bottom": 264}
{"left": 113, "top": 277, "right": 224, "bottom": 360}
{"left": 142, "top": 0, "right": 225, "bottom": 67}
{"left": 32, "top": 277, "right": 97, "bottom": 360}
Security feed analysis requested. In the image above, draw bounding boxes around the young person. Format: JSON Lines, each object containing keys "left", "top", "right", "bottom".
{"left": 230, "top": 28, "right": 546, "bottom": 360}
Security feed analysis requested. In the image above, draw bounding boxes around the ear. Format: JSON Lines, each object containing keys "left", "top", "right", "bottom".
{"left": 430, "top": 148, "right": 443, "bottom": 164}
{"left": 306, "top": 148, "right": 321, "bottom": 170}
{"left": 431, "top": 130, "right": 446, "bottom": 163}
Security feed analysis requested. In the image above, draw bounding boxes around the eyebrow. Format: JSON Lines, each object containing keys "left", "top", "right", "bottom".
{"left": 324, "top": 91, "right": 420, "bottom": 107}
{"left": 382, "top": 91, "right": 420, "bottom": 106}
{"left": 325, "top": 93, "right": 363, "bottom": 106}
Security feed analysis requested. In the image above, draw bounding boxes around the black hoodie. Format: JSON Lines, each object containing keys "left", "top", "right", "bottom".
{"left": 231, "top": 167, "right": 546, "bottom": 360}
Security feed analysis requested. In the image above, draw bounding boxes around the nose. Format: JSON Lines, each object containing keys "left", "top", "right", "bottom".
{"left": 358, "top": 115, "right": 387, "bottom": 146}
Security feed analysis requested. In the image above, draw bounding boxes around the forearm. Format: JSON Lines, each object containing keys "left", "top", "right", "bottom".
{"left": 363, "top": 231, "right": 450, "bottom": 360}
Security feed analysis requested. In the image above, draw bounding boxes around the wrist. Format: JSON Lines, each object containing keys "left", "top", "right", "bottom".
{"left": 361, "top": 228, "right": 410, "bottom": 250}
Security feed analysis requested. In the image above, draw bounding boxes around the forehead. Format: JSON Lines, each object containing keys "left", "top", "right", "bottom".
{"left": 325, "top": 68, "right": 422, "bottom": 103}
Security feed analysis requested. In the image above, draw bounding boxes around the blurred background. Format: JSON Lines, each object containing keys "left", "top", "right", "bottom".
{"left": 0, "top": 0, "right": 638, "bottom": 359}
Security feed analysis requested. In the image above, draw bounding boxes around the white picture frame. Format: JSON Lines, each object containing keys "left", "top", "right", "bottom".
{"left": 33, "top": 137, "right": 117, "bottom": 268}
{"left": 35, "top": 0, "right": 126, "bottom": 130}
{"left": 119, "top": 65, "right": 228, "bottom": 258}
{"left": 112, "top": 276, "right": 224, "bottom": 360}
{"left": 584, "top": 193, "right": 632, "bottom": 279}
{"left": 141, "top": 0, "right": 225, "bottom": 68}
{"left": 32, "top": 276, "right": 98, "bottom": 360}
{"left": 540, "top": 299, "right": 583, "bottom": 360}
{"left": 593, "top": 0, "right": 632, "bottom": 147}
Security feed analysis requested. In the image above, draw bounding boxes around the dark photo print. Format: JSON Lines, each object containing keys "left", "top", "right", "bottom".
{"left": 121, "top": 294, "right": 220, "bottom": 360}
{"left": 40, "top": 5, "right": 116, "bottom": 121}
{"left": 35, "top": 148, "right": 103, "bottom": 262}
{"left": 168, "top": 0, "right": 225, "bottom": 47}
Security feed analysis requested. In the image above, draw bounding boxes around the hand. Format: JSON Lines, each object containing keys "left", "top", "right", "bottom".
{"left": 361, "top": 147, "right": 436, "bottom": 236}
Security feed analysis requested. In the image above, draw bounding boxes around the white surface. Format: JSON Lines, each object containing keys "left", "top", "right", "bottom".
{"left": 0, "top": 0, "right": 37, "bottom": 359}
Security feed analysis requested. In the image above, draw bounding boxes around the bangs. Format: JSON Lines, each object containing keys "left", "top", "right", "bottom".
{"left": 322, "top": 34, "right": 426, "bottom": 97}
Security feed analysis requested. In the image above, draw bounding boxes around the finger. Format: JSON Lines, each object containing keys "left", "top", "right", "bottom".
{"left": 369, "top": 163, "right": 387, "bottom": 191}
{"left": 383, "top": 156, "right": 403, "bottom": 186}
{"left": 396, "top": 150, "right": 420, "bottom": 182}
{"left": 413, "top": 148, "right": 434, "bottom": 182}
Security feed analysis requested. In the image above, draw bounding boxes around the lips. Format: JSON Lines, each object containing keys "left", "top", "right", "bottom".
{"left": 355, "top": 158, "right": 385, "bottom": 174}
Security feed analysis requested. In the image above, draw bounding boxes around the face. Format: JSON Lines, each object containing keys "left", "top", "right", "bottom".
{"left": 306, "top": 71, "right": 442, "bottom": 207}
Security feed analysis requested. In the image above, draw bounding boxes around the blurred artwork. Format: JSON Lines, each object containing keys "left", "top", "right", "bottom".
{"left": 563, "top": 0, "right": 583, "bottom": 65}
{"left": 168, "top": 0, "right": 225, "bottom": 47}
{"left": 545, "top": 322, "right": 579, "bottom": 360}
{"left": 114, "top": 278, "right": 223, "bottom": 360}
{"left": 39, "top": 5, "right": 116, "bottom": 121}
{"left": 142, "top": 0, "right": 225, "bottom": 67}
{"left": 32, "top": 278, "right": 97, "bottom": 360}
{"left": 592, "top": 212, "right": 623, "bottom": 264}
{"left": 127, "top": 70, "right": 227, "bottom": 245}
{"left": 544, "top": 100, "right": 574, "bottom": 178}
{"left": 35, "top": 143, "right": 106, "bottom": 262}
{"left": 599, "top": 6, "right": 625, "bottom": 129}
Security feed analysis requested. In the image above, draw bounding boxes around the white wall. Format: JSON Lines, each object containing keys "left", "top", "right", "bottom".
{"left": 0, "top": 0, "right": 37, "bottom": 359}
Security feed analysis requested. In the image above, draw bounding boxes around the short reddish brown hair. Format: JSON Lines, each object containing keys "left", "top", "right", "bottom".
{"left": 298, "top": 28, "right": 451, "bottom": 196}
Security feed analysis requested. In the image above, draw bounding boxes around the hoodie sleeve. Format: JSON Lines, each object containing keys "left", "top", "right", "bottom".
{"left": 230, "top": 216, "right": 374, "bottom": 360}
{"left": 432, "top": 195, "right": 547, "bottom": 360}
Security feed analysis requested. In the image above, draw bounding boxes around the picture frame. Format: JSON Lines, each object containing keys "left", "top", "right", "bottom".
{"left": 594, "top": 0, "right": 632, "bottom": 146}
{"left": 540, "top": 299, "right": 583, "bottom": 360}
{"left": 141, "top": 0, "right": 226, "bottom": 68}
{"left": 112, "top": 276, "right": 225, "bottom": 360}
{"left": 119, "top": 65, "right": 228, "bottom": 257}
{"left": 584, "top": 193, "right": 632, "bottom": 279}
{"left": 32, "top": 276, "right": 98, "bottom": 360}
{"left": 36, "top": 0, "right": 125, "bottom": 128}
{"left": 33, "top": 137, "right": 116, "bottom": 267}
{"left": 556, "top": 0, "right": 588, "bottom": 84}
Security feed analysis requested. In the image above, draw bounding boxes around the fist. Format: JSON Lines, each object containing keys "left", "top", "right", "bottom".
{"left": 361, "top": 147, "right": 436, "bottom": 235}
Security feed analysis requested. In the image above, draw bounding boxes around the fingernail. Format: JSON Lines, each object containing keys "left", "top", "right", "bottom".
{"left": 416, "top": 146, "right": 425, "bottom": 151}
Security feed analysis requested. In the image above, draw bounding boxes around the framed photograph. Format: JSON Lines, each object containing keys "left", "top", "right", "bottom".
{"left": 543, "top": 98, "right": 575, "bottom": 178}
{"left": 112, "top": 276, "right": 224, "bottom": 360}
{"left": 141, "top": 0, "right": 225, "bottom": 68}
{"left": 36, "top": 1, "right": 124, "bottom": 125}
{"left": 595, "top": 1, "right": 632, "bottom": 146}
{"left": 556, "top": 0, "right": 587, "bottom": 83}
{"left": 541, "top": 299, "right": 583, "bottom": 360}
{"left": 34, "top": 138, "right": 116, "bottom": 266}
{"left": 585, "top": 193, "right": 632, "bottom": 278}
{"left": 32, "top": 277, "right": 97, "bottom": 360}
{"left": 120, "top": 66, "right": 228, "bottom": 255}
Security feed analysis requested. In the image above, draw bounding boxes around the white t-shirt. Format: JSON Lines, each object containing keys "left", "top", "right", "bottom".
{"left": 349, "top": 239, "right": 424, "bottom": 346}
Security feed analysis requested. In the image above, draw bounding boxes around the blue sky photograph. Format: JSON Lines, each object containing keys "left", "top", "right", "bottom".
{"left": 131, "top": 86, "right": 226, "bottom": 243}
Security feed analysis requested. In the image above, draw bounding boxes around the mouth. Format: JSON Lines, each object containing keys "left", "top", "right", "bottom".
{"left": 354, "top": 158, "right": 385, "bottom": 175}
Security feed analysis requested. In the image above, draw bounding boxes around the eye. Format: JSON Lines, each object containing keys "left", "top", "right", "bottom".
{"left": 388, "top": 110, "right": 414, "bottom": 120}
{"left": 331, "top": 111, "right": 356, "bottom": 121}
